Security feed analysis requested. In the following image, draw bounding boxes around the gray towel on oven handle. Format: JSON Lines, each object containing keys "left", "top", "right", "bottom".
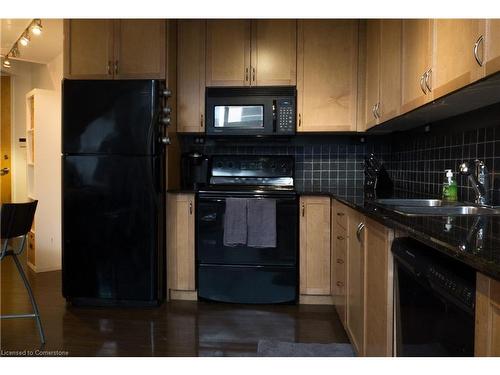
{"left": 223, "top": 198, "right": 248, "bottom": 247}
{"left": 247, "top": 198, "right": 277, "bottom": 248}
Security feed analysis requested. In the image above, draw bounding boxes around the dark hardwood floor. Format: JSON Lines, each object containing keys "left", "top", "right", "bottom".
{"left": 1, "top": 256, "right": 348, "bottom": 356}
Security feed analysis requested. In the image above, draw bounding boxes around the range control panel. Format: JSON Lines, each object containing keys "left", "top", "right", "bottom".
{"left": 211, "top": 155, "right": 294, "bottom": 178}
{"left": 276, "top": 99, "right": 295, "bottom": 134}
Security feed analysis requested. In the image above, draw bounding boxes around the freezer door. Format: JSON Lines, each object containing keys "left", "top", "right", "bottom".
{"left": 62, "top": 155, "right": 165, "bottom": 303}
{"left": 62, "top": 79, "right": 162, "bottom": 155}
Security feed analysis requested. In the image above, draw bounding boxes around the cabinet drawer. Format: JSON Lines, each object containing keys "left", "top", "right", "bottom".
{"left": 332, "top": 231, "right": 347, "bottom": 295}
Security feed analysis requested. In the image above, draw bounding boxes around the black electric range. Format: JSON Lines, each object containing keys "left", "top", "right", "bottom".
{"left": 196, "top": 155, "right": 299, "bottom": 304}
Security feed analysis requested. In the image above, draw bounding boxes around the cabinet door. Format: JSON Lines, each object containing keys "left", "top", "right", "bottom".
{"left": 346, "top": 207, "right": 365, "bottom": 356}
{"left": 113, "top": 19, "right": 165, "bottom": 79}
{"left": 251, "top": 19, "right": 297, "bottom": 86}
{"left": 297, "top": 20, "right": 358, "bottom": 132}
{"left": 379, "top": 20, "right": 402, "bottom": 123}
{"left": 364, "top": 20, "right": 380, "bottom": 130}
{"left": 475, "top": 273, "right": 500, "bottom": 356}
{"left": 485, "top": 20, "right": 500, "bottom": 77}
{"left": 364, "top": 218, "right": 394, "bottom": 357}
{"left": 432, "top": 19, "right": 485, "bottom": 99}
{"left": 167, "top": 194, "right": 195, "bottom": 292}
{"left": 177, "top": 20, "right": 205, "bottom": 133}
{"left": 401, "top": 19, "right": 433, "bottom": 113}
{"left": 64, "top": 19, "right": 114, "bottom": 79}
{"left": 206, "top": 20, "right": 251, "bottom": 87}
{"left": 299, "top": 196, "right": 331, "bottom": 295}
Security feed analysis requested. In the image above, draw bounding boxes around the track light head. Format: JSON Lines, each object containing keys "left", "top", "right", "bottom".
{"left": 20, "top": 33, "right": 31, "bottom": 46}
{"left": 3, "top": 58, "right": 11, "bottom": 68}
{"left": 31, "top": 19, "right": 43, "bottom": 35}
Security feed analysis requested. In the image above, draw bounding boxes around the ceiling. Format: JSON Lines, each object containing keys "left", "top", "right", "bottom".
{"left": 1, "top": 19, "right": 63, "bottom": 64}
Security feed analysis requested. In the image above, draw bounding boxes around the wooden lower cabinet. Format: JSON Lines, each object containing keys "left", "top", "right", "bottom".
{"left": 167, "top": 193, "right": 196, "bottom": 300}
{"left": 364, "top": 217, "right": 394, "bottom": 356}
{"left": 345, "top": 206, "right": 365, "bottom": 356}
{"left": 299, "top": 196, "right": 331, "bottom": 297}
{"left": 475, "top": 273, "right": 500, "bottom": 356}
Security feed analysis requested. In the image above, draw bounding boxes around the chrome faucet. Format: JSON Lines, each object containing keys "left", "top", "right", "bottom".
{"left": 459, "top": 159, "right": 490, "bottom": 206}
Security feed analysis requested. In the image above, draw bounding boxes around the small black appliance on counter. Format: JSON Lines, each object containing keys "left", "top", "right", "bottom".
{"left": 181, "top": 152, "right": 209, "bottom": 190}
{"left": 364, "top": 154, "right": 393, "bottom": 199}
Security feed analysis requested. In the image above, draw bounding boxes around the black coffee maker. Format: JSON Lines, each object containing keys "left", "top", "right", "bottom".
{"left": 181, "top": 152, "right": 209, "bottom": 190}
{"left": 364, "top": 154, "right": 393, "bottom": 200}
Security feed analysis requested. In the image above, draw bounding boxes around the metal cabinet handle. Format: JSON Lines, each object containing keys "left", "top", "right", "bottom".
{"left": 336, "top": 258, "right": 344, "bottom": 264}
{"left": 114, "top": 60, "right": 119, "bottom": 75}
{"left": 424, "top": 69, "right": 432, "bottom": 92}
{"left": 189, "top": 201, "right": 193, "bottom": 215}
{"left": 200, "top": 114, "right": 204, "bottom": 128}
{"left": 356, "top": 222, "right": 365, "bottom": 242}
{"left": 245, "top": 67, "right": 249, "bottom": 82}
{"left": 301, "top": 203, "right": 305, "bottom": 217}
{"left": 474, "top": 35, "right": 484, "bottom": 67}
{"left": 107, "top": 61, "right": 112, "bottom": 75}
{"left": 420, "top": 73, "right": 427, "bottom": 94}
{"left": 252, "top": 67, "right": 256, "bottom": 82}
{"left": 1, "top": 167, "right": 10, "bottom": 176}
{"left": 337, "top": 235, "right": 344, "bottom": 240}
{"left": 336, "top": 281, "right": 344, "bottom": 287}
{"left": 337, "top": 212, "right": 344, "bottom": 217}
{"left": 372, "top": 104, "right": 377, "bottom": 119}
{"left": 375, "top": 102, "right": 381, "bottom": 119}
{"left": 298, "top": 113, "right": 302, "bottom": 127}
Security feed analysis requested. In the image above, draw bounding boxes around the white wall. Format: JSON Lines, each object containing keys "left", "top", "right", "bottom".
{"left": 1, "top": 52, "right": 63, "bottom": 203}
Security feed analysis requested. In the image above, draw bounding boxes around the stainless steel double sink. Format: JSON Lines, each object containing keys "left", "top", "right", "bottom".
{"left": 373, "top": 199, "right": 500, "bottom": 216}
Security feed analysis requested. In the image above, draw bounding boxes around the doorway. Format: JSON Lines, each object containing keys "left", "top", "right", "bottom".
{"left": 1, "top": 74, "right": 12, "bottom": 203}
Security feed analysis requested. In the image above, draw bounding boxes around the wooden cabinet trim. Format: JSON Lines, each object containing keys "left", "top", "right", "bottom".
{"left": 475, "top": 273, "right": 500, "bottom": 356}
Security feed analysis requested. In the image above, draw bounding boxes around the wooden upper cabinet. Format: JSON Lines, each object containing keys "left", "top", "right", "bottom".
{"left": 297, "top": 20, "right": 358, "bottom": 132}
{"left": 379, "top": 20, "right": 402, "bottom": 123}
{"left": 251, "top": 20, "right": 297, "bottom": 86}
{"left": 299, "top": 196, "right": 331, "bottom": 296}
{"left": 401, "top": 19, "right": 433, "bottom": 113}
{"left": 364, "top": 20, "right": 380, "bottom": 130}
{"left": 432, "top": 19, "right": 485, "bottom": 100}
{"left": 177, "top": 20, "right": 206, "bottom": 133}
{"left": 364, "top": 218, "right": 394, "bottom": 357}
{"left": 64, "top": 19, "right": 165, "bottom": 79}
{"left": 64, "top": 19, "right": 114, "bottom": 79}
{"left": 206, "top": 20, "right": 251, "bottom": 87}
{"left": 113, "top": 19, "right": 165, "bottom": 79}
{"left": 485, "top": 20, "right": 500, "bottom": 76}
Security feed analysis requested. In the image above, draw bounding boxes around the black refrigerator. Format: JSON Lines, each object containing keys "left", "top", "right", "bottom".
{"left": 62, "top": 79, "right": 166, "bottom": 307}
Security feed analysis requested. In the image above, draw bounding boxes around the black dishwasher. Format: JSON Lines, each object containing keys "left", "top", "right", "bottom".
{"left": 392, "top": 238, "right": 475, "bottom": 356}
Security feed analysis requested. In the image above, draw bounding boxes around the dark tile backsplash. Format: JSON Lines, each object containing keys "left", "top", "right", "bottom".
{"left": 181, "top": 104, "right": 500, "bottom": 204}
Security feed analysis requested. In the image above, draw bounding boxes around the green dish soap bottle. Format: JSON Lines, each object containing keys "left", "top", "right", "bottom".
{"left": 442, "top": 169, "right": 458, "bottom": 202}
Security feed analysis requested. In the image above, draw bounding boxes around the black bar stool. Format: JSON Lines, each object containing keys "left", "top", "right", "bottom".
{"left": 1, "top": 201, "right": 46, "bottom": 344}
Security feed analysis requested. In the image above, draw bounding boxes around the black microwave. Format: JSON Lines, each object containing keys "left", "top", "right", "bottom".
{"left": 205, "top": 86, "right": 296, "bottom": 136}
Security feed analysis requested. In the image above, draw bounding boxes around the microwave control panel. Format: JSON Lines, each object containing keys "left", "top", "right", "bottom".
{"left": 276, "top": 99, "right": 295, "bottom": 134}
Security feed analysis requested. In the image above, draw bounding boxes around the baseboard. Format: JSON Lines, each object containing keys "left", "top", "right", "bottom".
{"left": 169, "top": 289, "right": 198, "bottom": 301}
{"left": 299, "top": 294, "right": 334, "bottom": 305}
{"left": 27, "top": 263, "right": 61, "bottom": 273}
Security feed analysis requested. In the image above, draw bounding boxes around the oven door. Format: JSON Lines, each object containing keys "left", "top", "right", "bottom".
{"left": 205, "top": 96, "right": 274, "bottom": 136}
{"left": 196, "top": 192, "right": 298, "bottom": 266}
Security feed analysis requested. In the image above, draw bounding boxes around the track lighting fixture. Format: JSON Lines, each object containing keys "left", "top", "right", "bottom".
{"left": 1, "top": 19, "right": 43, "bottom": 69}
{"left": 31, "top": 19, "right": 43, "bottom": 35}
{"left": 20, "top": 32, "right": 31, "bottom": 46}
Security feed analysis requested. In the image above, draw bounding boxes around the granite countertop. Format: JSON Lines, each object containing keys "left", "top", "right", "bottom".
{"left": 301, "top": 191, "right": 500, "bottom": 280}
